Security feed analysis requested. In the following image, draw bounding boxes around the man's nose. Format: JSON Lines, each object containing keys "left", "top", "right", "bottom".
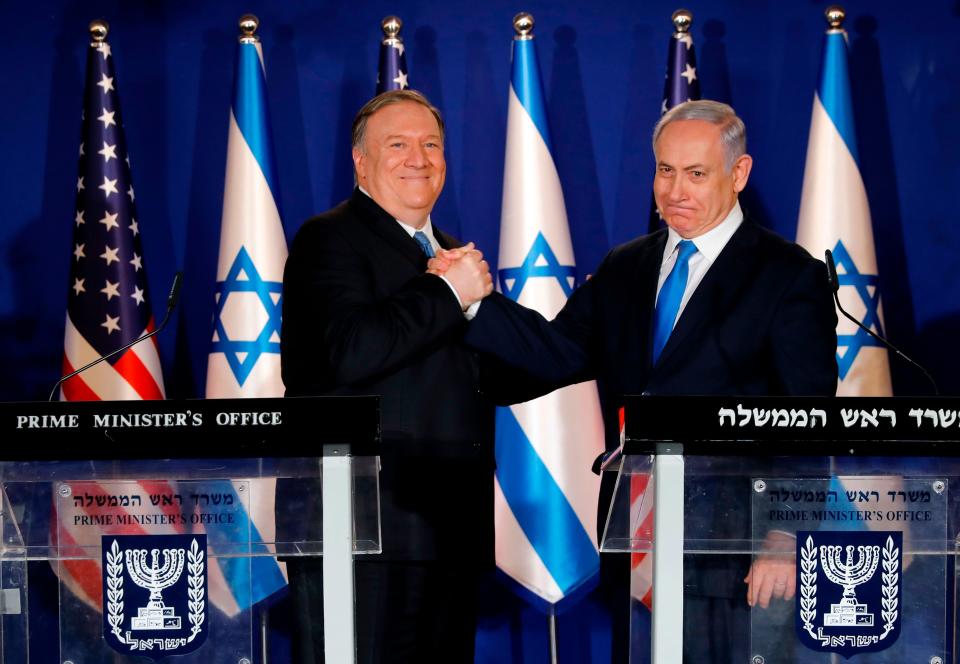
{"left": 667, "top": 175, "right": 686, "bottom": 201}
{"left": 405, "top": 143, "right": 428, "bottom": 167}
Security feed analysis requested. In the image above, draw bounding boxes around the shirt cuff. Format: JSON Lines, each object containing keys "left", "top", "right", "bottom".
{"left": 438, "top": 275, "right": 483, "bottom": 319}
{"left": 464, "top": 300, "right": 481, "bottom": 320}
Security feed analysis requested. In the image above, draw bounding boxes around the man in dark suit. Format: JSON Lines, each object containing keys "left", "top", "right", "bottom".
{"left": 281, "top": 89, "right": 494, "bottom": 663}
{"left": 433, "top": 100, "right": 839, "bottom": 661}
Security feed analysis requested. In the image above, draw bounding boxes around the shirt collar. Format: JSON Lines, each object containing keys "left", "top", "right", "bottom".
{"left": 663, "top": 200, "right": 744, "bottom": 265}
{"left": 358, "top": 186, "right": 433, "bottom": 239}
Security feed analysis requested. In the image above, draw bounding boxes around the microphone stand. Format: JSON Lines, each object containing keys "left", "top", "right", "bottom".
{"left": 824, "top": 250, "right": 938, "bottom": 396}
{"left": 49, "top": 272, "right": 183, "bottom": 402}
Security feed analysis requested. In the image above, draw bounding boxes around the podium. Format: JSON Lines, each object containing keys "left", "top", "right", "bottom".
{"left": 0, "top": 396, "right": 379, "bottom": 663}
{"left": 601, "top": 396, "right": 960, "bottom": 663}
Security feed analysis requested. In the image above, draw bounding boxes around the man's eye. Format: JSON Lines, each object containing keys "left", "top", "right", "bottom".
{"left": 658, "top": 166, "right": 673, "bottom": 175}
{"left": 691, "top": 170, "right": 705, "bottom": 178}
{"left": 390, "top": 142, "right": 405, "bottom": 148}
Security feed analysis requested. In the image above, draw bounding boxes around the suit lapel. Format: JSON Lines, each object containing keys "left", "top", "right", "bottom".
{"left": 351, "top": 189, "right": 428, "bottom": 270}
{"left": 621, "top": 232, "right": 667, "bottom": 383}
{"left": 433, "top": 227, "right": 462, "bottom": 251}
{"left": 653, "top": 220, "right": 762, "bottom": 370}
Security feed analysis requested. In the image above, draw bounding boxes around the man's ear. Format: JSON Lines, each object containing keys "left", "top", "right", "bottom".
{"left": 732, "top": 154, "right": 753, "bottom": 193}
{"left": 352, "top": 146, "right": 365, "bottom": 183}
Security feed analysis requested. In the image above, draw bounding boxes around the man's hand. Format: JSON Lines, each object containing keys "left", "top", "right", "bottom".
{"left": 426, "top": 244, "right": 469, "bottom": 276}
{"left": 427, "top": 243, "right": 492, "bottom": 309}
{"left": 744, "top": 531, "right": 796, "bottom": 609}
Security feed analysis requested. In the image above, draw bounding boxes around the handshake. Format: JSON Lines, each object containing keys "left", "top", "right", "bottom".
{"left": 426, "top": 242, "right": 494, "bottom": 310}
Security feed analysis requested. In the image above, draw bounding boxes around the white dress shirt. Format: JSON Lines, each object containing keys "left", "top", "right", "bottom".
{"left": 655, "top": 200, "right": 744, "bottom": 321}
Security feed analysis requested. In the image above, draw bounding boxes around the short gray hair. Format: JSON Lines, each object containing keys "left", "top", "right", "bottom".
{"left": 652, "top": 100, "right": 746, "bottom": 170}
{"left": 351, "top": 89, "right": 445, "bottom": 152}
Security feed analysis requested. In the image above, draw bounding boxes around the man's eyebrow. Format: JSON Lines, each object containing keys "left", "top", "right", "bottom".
{"left": 658, "top": 160, "right": 706, "bottom": 168}
{"left": 383, "top": 133, "right": 443, "bottom": 141}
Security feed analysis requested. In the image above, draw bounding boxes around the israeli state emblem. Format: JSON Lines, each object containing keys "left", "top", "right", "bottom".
{"left": 796, "top": 530, "right": 902, "bottom": 657}
{"left": 102, "top": 534, "right": 208, "bottom": 659}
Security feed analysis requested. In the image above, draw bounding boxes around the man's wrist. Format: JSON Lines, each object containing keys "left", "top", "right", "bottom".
{"left": 439, "top": 275, "right": 466, "bottom": 311}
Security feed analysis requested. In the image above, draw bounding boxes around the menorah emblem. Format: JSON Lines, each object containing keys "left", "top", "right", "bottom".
{"left": 125, "top": 547, "right": 186, "bottom": 630}
{"left": 819, "top": 544, "right": 881, "bottom": 627}
{"left": 797, "top": 530, "right": 902, "bottom": 657}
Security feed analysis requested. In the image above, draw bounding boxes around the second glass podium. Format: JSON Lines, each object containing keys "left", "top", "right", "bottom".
{"left": 601, "top": 396, "right": 959, "bottom": 664}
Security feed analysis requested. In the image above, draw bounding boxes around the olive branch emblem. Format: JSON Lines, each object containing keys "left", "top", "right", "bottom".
{"left": 104, "top": 538, "right": 206, "bottom": 647}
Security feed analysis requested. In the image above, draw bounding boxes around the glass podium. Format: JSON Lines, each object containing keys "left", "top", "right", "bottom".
{"left": 602, "top": 396, "right": 959, "bottom": 664}
{"left": 0, "top": 396, "right": 379, "bottom": 664}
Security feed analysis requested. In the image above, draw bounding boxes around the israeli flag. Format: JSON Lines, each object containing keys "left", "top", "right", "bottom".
{"left": 494, "top": 22, "right": 605, "bottom": 606}
{"left": 205, "top": 24, "right": 287, "bottom": 608}
{"left": 206, "top": 30, "right": 287, "bottom": 398}
{"left": 796, "top": 19, "right": 892, "bottom": 396}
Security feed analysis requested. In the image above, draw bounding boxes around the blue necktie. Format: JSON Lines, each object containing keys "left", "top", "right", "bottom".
{"left": 652, "top": 239, "right": 698, "bottom": 363}
{"left": 413, "top": 230, "right": 435, "bottom": 258}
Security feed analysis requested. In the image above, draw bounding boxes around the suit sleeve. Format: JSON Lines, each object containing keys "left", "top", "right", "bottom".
{"left": 466, "top": 255, "right": 609, "bottom": 388}
{"left": 769, "top": 258, "right": 839, "bottom": 396}
{"left": 282, "top": 221, "right": 465, "bottom": 387}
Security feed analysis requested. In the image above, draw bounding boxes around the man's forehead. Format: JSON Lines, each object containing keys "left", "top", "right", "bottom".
{"left": 369, "top": 103, "right": 439, "bottom": 131}
{"left": 655, "top": 122, "right": 722, "bottom": 154}
{"left": 659, "top": 118, "right": 721, "bottom": 136}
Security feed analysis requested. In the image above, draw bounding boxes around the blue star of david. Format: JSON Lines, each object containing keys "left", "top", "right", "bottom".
{"left": 210, "top": 247, "right": 283, "bottom": 386}
{"left": 498, "top": 232, "right": 577, "bottom": 302}
{"left": 832, "top": 240, "right": 885, "bottom": 380}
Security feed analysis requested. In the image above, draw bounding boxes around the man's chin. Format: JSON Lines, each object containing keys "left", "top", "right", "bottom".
{"left": 664, "top": 215, "right": 698, "bottom": 232}
{"left": 397, "top": 192, "right": 440, "bottom": 210}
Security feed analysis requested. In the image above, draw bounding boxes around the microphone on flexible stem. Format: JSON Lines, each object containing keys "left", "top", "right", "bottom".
{"left": 49, "top": 272, "right": 184, "bottom": 402}
{"left": 823, "top": 250, "right": 938, "bottom": 396}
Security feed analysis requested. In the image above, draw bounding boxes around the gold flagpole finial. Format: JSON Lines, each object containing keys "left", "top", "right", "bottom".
{"left": 825, "top": 6, "right": 846, "bottom": 30}
{"left": 513, "top": 12, "right": 534, "bottom": 40}
{"left": 89, "top": 19, "right": 109, "bottom": 46}
{"left": 239, "top": 14, "right": 260, "bottom": 43}
{"left": 382, "top": 16, "right": 402, "bottom": 39}
{"left": 672, "top": 9, "right": 693, "bottom": 34}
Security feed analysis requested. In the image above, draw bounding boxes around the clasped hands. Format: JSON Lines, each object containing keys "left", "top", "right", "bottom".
{"left": 427, "top": 242, "right": 493, "bottom": 310}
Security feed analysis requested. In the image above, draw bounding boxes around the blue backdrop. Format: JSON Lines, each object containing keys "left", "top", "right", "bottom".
{"left": 3, "top": 0, "right": 959, "bottom": 661}
{"left": 3, "top": 0, "right": 959, "bottom": 403}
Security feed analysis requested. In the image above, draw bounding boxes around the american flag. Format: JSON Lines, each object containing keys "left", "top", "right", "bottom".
{"left": 648, "top": 10, "right": 702, "bottom": 233}
{"left": 55, "top": 26, "right": 168, "bottom": 615}
{"left": 376, "top": 15, "right": 409, "bottom": 94}
{"left": 61, "top": 32, "right": 164, "bottom": 401}
{"left": 660, "top": 10, "right": 701, "bottom": 115}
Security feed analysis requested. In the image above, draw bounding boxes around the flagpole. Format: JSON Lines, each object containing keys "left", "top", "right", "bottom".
{"left": 496, "top": 11, "right": 605, "bottom": 660}
{"left": 260, "top": 608, "right": 270, "bottom": 663}
{"left": 377, "top": 15, "right": 408, "bottom": 94}
{"left": 648, "top": 9, "right": 700, "bottom": 233}
{"left": 548, "top": 606, "right": 558, "bottom": 664}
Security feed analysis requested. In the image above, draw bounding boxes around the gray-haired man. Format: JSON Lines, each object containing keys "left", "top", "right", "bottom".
{"left": 438, "top": 100, "right": 839, "bottom": 660}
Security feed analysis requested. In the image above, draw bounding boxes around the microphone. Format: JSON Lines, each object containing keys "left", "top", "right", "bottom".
{"left": 824, "top": 250, "right": 938, "bottom": 395}
{"left": 49, "top": 272, "right": 184, "bottom": 402}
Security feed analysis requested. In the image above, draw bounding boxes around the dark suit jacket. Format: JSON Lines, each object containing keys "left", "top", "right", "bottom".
{"left": 467, "top": 216, "right": 838, "bottom": 595}
{"left": 281, "top": 188, "right": 495, "bottom": 563}
{"left": 470, "top": 217, "right": 838, "bottom": 447}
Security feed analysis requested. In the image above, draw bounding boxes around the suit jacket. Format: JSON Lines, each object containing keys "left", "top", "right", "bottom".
{"left": 281, "top": 188, "right": 495, "bottom": 563}
{"left": 470, "top": 217, "right": 838, "bottom": 447}
{"left": 467, "top": 216, "right": 838, "bottom": 595}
